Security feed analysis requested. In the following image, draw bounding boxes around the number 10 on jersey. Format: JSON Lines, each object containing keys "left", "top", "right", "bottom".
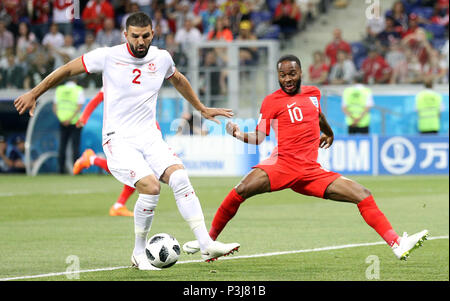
{"left": 287, "top": 106, "right": 303, "bottom": 123}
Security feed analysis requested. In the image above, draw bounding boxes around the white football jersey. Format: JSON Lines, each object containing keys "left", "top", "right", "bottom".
{"left": 82, "top": 43, "right": 176, "bottom": 142}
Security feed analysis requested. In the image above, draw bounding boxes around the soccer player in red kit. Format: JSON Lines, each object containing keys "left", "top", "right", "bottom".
{"left": 183, "top": 54, "right": 428, "bottom": 261}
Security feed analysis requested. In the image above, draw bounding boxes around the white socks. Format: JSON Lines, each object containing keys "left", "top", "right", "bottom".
{"left": 133, "top": 193, "right": 159, "bottom": 256}
{"left": 169, "top": 169, "right": 213, "bottom": 251}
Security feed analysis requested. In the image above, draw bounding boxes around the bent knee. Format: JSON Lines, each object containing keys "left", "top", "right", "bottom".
{"left": 135, "top": 176, "right": 160, "bottom": 195}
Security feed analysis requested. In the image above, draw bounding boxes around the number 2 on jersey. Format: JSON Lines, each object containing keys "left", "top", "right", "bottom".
{"left": 132, "top": 69, "right": 141, "bottom": 84}
{"left": 288, "top": 106, "right": 303, "bottom": 123}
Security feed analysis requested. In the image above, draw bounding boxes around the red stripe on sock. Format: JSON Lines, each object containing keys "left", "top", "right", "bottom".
{"left": 209, "top": 188, "right": 245, "bottom": 240}
{"left": 357, "top": 195, "right": 399, "bottom": 246}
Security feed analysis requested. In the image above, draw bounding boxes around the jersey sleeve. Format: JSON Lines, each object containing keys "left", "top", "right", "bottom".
{"left": 255, "top": 96, "right": 272, "bottom": 136}
{"left": 81, "top": 47, "right": 108, "bottom": 74}
{"left": 163, "top": 50, "right": 176, "bottom": 79}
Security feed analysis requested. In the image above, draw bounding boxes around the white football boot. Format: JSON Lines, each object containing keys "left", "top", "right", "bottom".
{"left": 392, "top": 230, "right": 429, "bottom": 260}
{"left": 201, "top": 241, "right": 240, "bottom": 262}
{"left": 183, "top": 240, "right": 201, "bottom": 254}
{"left": 131, "top": 253, "right": 161, "bottom": 270}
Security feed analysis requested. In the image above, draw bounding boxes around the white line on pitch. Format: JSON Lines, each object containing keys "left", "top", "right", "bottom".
{"left": 1, "top": 235, "right": 448, "bottom": 281}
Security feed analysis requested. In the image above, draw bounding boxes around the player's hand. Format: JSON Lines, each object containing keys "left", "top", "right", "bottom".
{"left": 76, "top": 120, "right": 85, "bottom": 128}
{"left": 14, "top": 91, "right": 37, "bottom": 116}
{"left": 319, "top": 133, "right": 333, "bottom": 149}
{"left": 201, "top": 107, "right": 234, "bottom": 124}
{"left": 226, "top": 121, "right": 240, "bottom": 138}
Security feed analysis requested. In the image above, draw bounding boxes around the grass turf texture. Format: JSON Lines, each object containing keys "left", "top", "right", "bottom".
{"left": 0, "top": 174, "right": 448, "bottom": 281}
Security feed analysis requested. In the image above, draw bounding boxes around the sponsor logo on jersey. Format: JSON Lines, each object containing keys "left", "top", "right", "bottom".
{"left": 309, "top": 97, "right": 319, "bottom": 108}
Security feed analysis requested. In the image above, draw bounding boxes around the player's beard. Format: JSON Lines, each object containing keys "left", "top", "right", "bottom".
{"left": 129, "top": 42, "right": 151, "bottom": 58}
{"left": 279, "top": 77, "right": 301, "bottom": 95}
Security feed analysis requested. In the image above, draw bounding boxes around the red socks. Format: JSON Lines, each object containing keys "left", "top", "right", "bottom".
{"left": 209, "top": 188, "right": 245, "bottom": 240}
{"left": 357, "top": 195, "right": 400, "bottom": 247}
{"left": 117, "top": 185, "right": 136, "bottom": 206}
{"left": 93, "top": 157, "right": 110, "bottom": 174}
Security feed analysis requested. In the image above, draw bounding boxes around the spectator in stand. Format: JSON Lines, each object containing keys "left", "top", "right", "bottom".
{"left": 54, "top": 34, "right": 77, "bottom": 67}
{"left": 0, "top": 51, "right": 25, "bottom": 88}
{"left": 403, "top": 48, "right": 423, "bottom": 84}
{"left": 175, "top": 15, "right": 203, "bottom": 52}
{"left": 42, "top": 23, "right": 65, "bottom": 66}
{"left": 199, "top": 49, "right": 227, "bottom": 105}
{"left": 207, "top": 15, "right": 233, "bottom": 41}
{"left": 193, "top": 0, "right": 209, "bottom": 16}
{"left": 199, "top": 0, "right": 223, "bottom": 38}
{"left": 152, "top": 23, "right": 167, "bottom": 50}
{"left": 0, "top": 134, "right": 10, "bottom": 173}
{"left": 120, "top": 2, "right": 140, "bottom": 43}
{"left": 402, "top": 27, "right": 434, "bottom": 69}
{"left": 1, "top": 0, "right": 23, "bottom": 37}
{"left": 96, "top": 18, "right": 122, "bottom": 47}
{"left": 361, "top": 47, "right": 392, "bottom": 84}
{"left": 53, "top": 0, "right": 74, "bottom": 35}
{"left": 24, "top": 41, "right": 54, "bottom": 88}
{"left": 28, "top": 0, "right": 50, "bottom": 42}
{"left": 385, "top": 1, "right": 408, "bottom": 31}
{"left": 325, "top": 28, "right": 352, "bottom": 67}
{"left": 169, "top": 0, "right": 196, "bottom": 34}
{"left": 6, "top": 135, "right": 26, "bottom": 173}
{"left": 220, "top": 0, "right": 249, "bottom": 19}
{"left": 430, "top": 2, "right": 449, "bottom": 26}
{"left": 236, "top": 20, "right": 258, "bottom": 66}
{"left": 386, "top": 39, "right": 408, "bottom": 84}
{"left": 376, "top": 15, "right": 402, "bottom": 53}
{"left": 165, "top": 32, "right": 188, "bottom": 68}
{"left": 0, "top": 20, "right": 14, "bottom": 57}
{"left": 76, "top": 31, "right": 100, "bottom": 57}
{"left": 152, "top": 9, "right": 170, "bottom": 35}
{"left": 81, "top": 0, "right": 115, "bottom": 34}
{"left": 402, "top": 13, "right": 421, "bottom": 38}
{"left": 15, "top": 22, "right": 37, "bottom": 60}
{"left": 308, "top": 50, "right": 329, "bottom": 85}
{"left": 131, "top": 0, "right": 152, "bottom": 17}
{"left": 272, "top": 0, "right": 301, "bottom": 39}
{"left": 328, "top": 49, "right": 356, "bottom": 85}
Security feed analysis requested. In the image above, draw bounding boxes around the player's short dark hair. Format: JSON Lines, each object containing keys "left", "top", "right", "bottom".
{"left": 277, "top": 55, "right": 301, "bottom": 70}
{"left": 126, "top": 12, "right": 153, "bottom": 30}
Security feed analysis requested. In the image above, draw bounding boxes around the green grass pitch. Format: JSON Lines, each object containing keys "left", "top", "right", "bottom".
{"left": 0, "top": 174, "right": 448, "bottom": 281}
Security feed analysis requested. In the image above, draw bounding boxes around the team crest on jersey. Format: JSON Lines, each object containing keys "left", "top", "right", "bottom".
{"left": 148, "top": 63, "right": 156, "bottom": 72}
{"left": 309, "top": 97, "right": 319, "bottom": 109}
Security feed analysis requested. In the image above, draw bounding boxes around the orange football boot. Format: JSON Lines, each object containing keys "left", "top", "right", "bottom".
{"left": 109, "top": 205, "right": 134, "bottom": 217}
{"left": 73, "top": 149, "right": 95, "bottom": 174}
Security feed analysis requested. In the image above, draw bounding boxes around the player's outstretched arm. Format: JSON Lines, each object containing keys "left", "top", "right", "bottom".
{"left": 226, "top": 121, "right": 266, "bottom": 145}
{"left": 14, "top": 56, "right": 86, "bottom": 116}
{"left": 169, "top": 70, "right": 233, "bottom": 124}
{"left": 319, "top": 112, "right": 334, "bottom": 149}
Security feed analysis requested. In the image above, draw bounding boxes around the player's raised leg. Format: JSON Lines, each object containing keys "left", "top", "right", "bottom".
{"left": 161, "top": 164, "right": 240, "bottom": 262}
{"left": 73, "top": 149, "right": 109, "bottom": 174}
{"left": 183, "top": 167, "right": 270, "bottom": 254}
{"left": 324, "top": 176, "right": 428, "bottom": 260}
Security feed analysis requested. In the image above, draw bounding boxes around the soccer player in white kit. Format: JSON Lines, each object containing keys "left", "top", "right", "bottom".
{"left": 14, "top": 12, "right": 240, "bottom": 270}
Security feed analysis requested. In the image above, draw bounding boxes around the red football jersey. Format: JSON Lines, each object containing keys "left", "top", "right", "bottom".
{"left": 256, "top": 85, "right": 322, "bottom": 162}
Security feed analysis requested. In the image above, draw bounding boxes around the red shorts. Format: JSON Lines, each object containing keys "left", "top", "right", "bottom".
{"left": 253, "top": 154, "right": 341, "bottom": 198}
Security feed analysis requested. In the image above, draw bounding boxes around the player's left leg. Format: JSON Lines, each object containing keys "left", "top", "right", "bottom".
{"left": 161, "top": 164, "right": 240, "bottom": 262}
{"left": 73, "top": 149, "right": 110, "bottom": 174}
{"left": 324, "top": 176, "right": 428, "bottom": 260}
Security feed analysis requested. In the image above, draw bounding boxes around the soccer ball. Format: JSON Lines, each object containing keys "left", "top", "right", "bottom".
{"left": 145, "top": 233, "right": 181, "bottom": 268}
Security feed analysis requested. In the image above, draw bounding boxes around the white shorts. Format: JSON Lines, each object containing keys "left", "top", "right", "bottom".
{"left": 102, "top": 133, "right": 183, "bottom": 187}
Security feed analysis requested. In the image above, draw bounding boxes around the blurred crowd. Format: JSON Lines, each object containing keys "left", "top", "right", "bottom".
{"left": 0, "top": 133, "right": 25, "bottom": 173}
{"left": 309, "top": 0, "right": 449, "bottom": 85}
{"left": 0, "top": 0, "right": 332, "bottom": 89}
